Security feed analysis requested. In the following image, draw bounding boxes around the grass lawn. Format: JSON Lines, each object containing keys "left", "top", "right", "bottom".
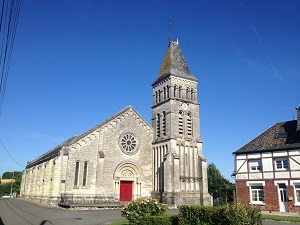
{"left": 110, "top": 220, "right": 129, "bottom": 225}
{"left": 261, "top": 214, "right": 300, "bottom": 223}
{"left": 111, "top": 215, "right": 300, "bottom": 225}
{"left": 110, "top": 215, "right": 300, "bottom": 225}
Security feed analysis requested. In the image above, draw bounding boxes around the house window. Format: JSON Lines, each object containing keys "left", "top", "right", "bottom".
{"left": 294, "top": 184, "right": 300, "bottom": 203}
{"left": 83, "top": 161, "right": 88, "bottom": 187}
{"left": 275, "top": 158, "right": 289, "bottom": 170}
{"left": 74, "top": 161, "right": 80, "bottom": 186}
{"left": 250, "top": 185, "right": 264, "bottom": 204}
{"left": 249, "top": 159, "right": 262, "bottom": 172}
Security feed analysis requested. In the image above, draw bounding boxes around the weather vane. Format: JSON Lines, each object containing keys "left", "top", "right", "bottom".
{"left": 168, "top": 20, "right": 172, "bottom": 34}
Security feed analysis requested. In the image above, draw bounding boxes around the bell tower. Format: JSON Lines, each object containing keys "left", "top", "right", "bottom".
{"left": 151, "top": 38, "right": 212, "bottom": 206}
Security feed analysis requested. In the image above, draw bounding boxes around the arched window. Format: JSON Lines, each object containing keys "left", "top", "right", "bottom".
{"left": 83, "top": 161, "right": 88, "bottom": 187}
{"left": 174, "top": 85, "right": 177, "bottom": 97}
{"left": 187, "top": 112, "right": 193, "bottom": 136}
{"left": 179, "top": 111, "right": 184, "bottom": 135}
{"left": 162, "top": 111, "right": 166, "bottom": 136}
{"left": 158, "top": 90, "right": 161, "bottom": 103}
{"left": 157, "top": 113, "right": 161, "bottom": 138}
{"left": 191, "top": 88, "right": 195, "bottom": 101}
{"left": 74, "top": 161, "right": 80, "bottom": 186}
{"left": 163, "top": 87, "right": 166, "bottom": 100}
{"left": 155, "top": 91, "right": 158, "bottom": 104}
{"left": 179, "top": 86, "right": 182, "bottom": 98}
{"left": 167, "top": 85, "right": 170, "bottom": 99}
{"left": 186, "top": 87, "right": 190, "bottom": 100}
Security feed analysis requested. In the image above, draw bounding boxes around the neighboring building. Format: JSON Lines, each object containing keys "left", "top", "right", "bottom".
{"left": 0, "top": 179, "right": 15, "bottom": 184}
{"left": 20, "top": 38, "right": 212, "bottom": 207}
{"left": 233, "top": 106, "right": 300, "bottom": 212}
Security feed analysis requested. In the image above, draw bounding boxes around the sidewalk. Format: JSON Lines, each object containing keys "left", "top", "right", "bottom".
{"left": 261, "top": 211, "right": 300, "bottom": 217}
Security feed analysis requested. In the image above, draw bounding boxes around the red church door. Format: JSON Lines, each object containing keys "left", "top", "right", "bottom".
{"left": 120, "top": 181, "right": 133, "bottom": 201}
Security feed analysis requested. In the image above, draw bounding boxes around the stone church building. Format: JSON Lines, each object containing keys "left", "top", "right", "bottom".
{"left": 20, "top": 38, "right": 212, "bottom": 207}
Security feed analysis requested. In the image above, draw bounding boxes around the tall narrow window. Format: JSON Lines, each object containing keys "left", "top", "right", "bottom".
{"left": 166, "top": 85, "right": 170, "bottom": 98}
{"left": 186, "top": 87, "right": 190, "bottom": 100}
{"left": 158, "top": 90, "right": 161, "bottom": 103}
{"left": 155, "top": 91, "right": 158, "bottom": 104}
{"left": 294, "top": 184, "right": 300, "bottom": 203}
{"left": 74, "top": 161, "right": 80, "bottom": 186}
{"left": 157, "top": 113, "right": 161, "bottom": 138}
{"left": 174, "top": 85, "right": 177, "bottom": 97}
{"left": 162, "top": 111, "right": 166, "bottom": 136}
{"left": 179, "top": 111, "right": 184, "bottom": 135}
{"left": 163, "top": 87, "right": 166, "bottom": 100}
{"left": 191, "top": 88, "right": 194, "bottom": 101}
{"left": 179, "top": 86, "right": 182, "bottom": 98}
{"left": 187, "top": 112, "right": 192, "bottom": 135}
{"left": 83, "top": 161, "right": 88, "bottom": 187}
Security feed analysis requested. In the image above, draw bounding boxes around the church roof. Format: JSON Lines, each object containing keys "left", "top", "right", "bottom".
{"left": 153, "top": 38, "right": 198, "bottom": 86}
{"left": 233, "top": 120, "right": 300, "bottom": 154}
{"left": 26, "top": 106, "right": 152, "bottom": 168}
{"left": 26, "top": 136, "right": 77, "bottom": 168}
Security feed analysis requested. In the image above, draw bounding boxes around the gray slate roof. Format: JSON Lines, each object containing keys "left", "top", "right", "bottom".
{"left": 152, "top": 39, "right": 198, "bottom": 85}
{"left": 233, "top": 120, "right": 300, "bottom": 154}
{"left": 26, "top": 105, "right": 151, "bottom": 169}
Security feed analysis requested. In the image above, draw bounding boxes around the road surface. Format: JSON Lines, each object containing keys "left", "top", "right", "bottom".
{"left": 0, "top": 198, "right": 299, "bottom": 225}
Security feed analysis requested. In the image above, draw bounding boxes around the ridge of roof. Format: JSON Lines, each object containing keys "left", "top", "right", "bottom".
{"left": 233, "top": 120, "right": 300, "bottom": 154}
{"left": 67, "top": 105, "right": 153, "bottom": 146}
{"left": 152, "top": 39, "right": 198, "bottom": 85}
{"left": 26, "top": 136, "right": 77, "bottom": 168}
{"left": 26, "top": 105, "right": 153, "bottom": 168}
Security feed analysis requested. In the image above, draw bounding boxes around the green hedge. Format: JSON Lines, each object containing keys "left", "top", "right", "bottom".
{"left": 178, "top": 204, "right": 262, "bottom": 225}
{"left": 143, "top": 214, "right": 179, "bottom": 225}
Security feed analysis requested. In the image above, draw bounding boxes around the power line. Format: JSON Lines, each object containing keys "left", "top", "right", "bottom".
{"left": 0, "top": 0, "right": 22, "bottom": 115}
{"left": 0, "top": 138, "right": 24, "bottom": 168}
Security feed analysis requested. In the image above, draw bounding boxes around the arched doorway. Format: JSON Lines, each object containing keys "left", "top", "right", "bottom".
{"left": 114, "top": 163, "right": 142, "bottom": 202}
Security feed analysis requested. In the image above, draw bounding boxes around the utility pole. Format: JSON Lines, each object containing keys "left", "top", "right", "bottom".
{"left": 10, "top": 171, "right": 14, "bottom": 198}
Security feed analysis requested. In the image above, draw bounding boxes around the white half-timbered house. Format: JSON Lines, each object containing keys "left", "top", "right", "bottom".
{"left": 233, "top": 106, "right": 300, "bottom": 212}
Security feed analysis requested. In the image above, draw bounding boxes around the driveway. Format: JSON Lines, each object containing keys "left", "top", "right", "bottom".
{"left": 0, "top": 198, "right": 299, "bottom": 225}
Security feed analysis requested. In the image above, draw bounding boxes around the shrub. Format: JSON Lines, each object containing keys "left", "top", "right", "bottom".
{"left": 145, "top": 214, "right": 179, "bottom": 225}
{"left": 178, "top": 204, "right": 262, "bottom": 225}
{"left": 121, "top": 197, "right": 168, "bottom": 224}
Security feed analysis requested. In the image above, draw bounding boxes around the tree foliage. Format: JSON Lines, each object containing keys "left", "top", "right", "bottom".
{"left": 0, "top": 171, "right": 22, "bottom": 197}
{"left": 207, "top": 163, "right": 235, "bottom": 205}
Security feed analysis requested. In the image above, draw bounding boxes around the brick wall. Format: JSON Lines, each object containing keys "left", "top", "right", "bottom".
{"left": 236, "top": 180, "right": 300, "bottom": 212}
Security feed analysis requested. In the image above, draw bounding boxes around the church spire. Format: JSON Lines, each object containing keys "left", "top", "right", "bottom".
{"left": 153, "top": 39, "right": 197, "bottom": 86}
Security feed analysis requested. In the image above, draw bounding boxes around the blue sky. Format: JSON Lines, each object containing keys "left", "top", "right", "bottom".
{"left": 0, "top": 0, "right": 299, "bottom": 181}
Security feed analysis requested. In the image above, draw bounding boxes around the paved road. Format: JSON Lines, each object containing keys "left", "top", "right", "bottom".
{"left": 0, "top": 198, "right": 123, "bottom": 225}
{"left": 0, "top": 198, "right": 299, "bottom": 225}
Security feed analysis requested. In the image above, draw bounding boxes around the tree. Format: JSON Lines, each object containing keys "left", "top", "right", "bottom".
{"left": 0, "top": 171, "right": 22, "bottom": 197}
{"left": 207, "top": 163, "right": 235, "bottom": 205}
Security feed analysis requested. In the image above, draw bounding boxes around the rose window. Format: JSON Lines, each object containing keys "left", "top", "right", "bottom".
{"left": 120, "top": 133, "right": 138, "bottom": 154}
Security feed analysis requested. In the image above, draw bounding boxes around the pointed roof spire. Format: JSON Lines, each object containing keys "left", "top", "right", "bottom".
{"left": 153, "top": 38, "right": 197, "bottom": 85}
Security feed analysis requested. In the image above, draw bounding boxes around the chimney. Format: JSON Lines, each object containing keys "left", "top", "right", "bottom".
{"left": 297, "top": 105, "right": 300, "bottom": 131}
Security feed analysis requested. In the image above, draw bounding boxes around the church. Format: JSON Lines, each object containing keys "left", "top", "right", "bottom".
{"left": 20, "top": 38, "right": 212, "bottom": 207}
